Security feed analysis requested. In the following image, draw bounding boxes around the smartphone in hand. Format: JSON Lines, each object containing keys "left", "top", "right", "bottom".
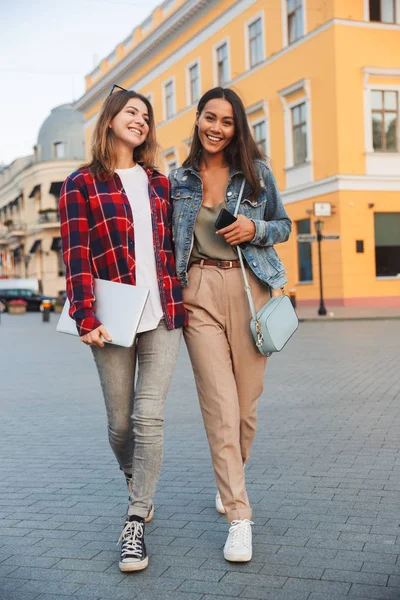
{"left": 215, "top": 208, "right": 237, "bottom": 230}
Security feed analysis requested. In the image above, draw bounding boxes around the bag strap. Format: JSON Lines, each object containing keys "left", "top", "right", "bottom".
{"left": 233, "top": 179, "right": 259, "bottom": 322}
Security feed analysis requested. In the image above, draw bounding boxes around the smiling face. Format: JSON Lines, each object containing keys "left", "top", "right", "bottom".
{"left": 196, "top": 98, "right": 235, "bottom": 156}
{"left": 110, "top": 97, "right": 150, "bottom": 149}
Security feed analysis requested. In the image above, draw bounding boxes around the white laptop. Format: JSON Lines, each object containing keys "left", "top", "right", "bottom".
{"left": 56, "top": 278, "right": 149, "bottom": 348}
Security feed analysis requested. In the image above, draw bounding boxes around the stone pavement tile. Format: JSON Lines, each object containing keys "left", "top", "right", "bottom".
{"left": 282, "top": 578, "right": 351, "bottom": 596}
{"left": 300, "top": 556, "right": 363, "bottom": 571}
{"left": 0, "top": 592, "right": 38, "bottom": 600}
{"left": 388, "top": 575, "right": 400, "bottom": 587}
{"left": 162, "top": 565, "right": 223, "bottom": 582}
{"left": 322, "top": 568, "right": 388, "bottom": 585}
{"left": 118, "top": 575, "right": 185, "bottom": 592}
{"left": 305, "top": 537, "right": 365, "bottom": 551}
{"left": 71, "top": 582, "right": 140, "bottom": 599}
{"left": 6, "top": 566, "right": 68, "bottom": 582}
{"left": 260, "top": 563, "right": 324, "bottom": 579}
{"left": 145, "top": 554, "right": 207, "bottom": 569}
{"left": 2, "top": 555, "right": 60, "bottom": 568}
{"left": 62, "top": 570, "right": 124, "bottom": 585}
{"left": 41, "top": 547, "right": 102, "bottom": 559}
{"left": 52, "top": 558, "right": 114, "bottom": 572}
{"left": 362, "top": 562, "right": 400, "bottom": 575}
{"left": 177, "top": 580, "right": 245, "bottom": 596}
{"left": 16, "top": 580, "right": 82, "bottom": 596}
{"left": 221, "top": 572, "right": 287, "bottom": 589}
{"left": 239, "top": 588, "right": 310, "bottom": 600}
{"left": 200, "top": 557, "right": 264, "bottom": 573}
{"left": 33, "top": 596, "right": 78, "bottom": 600}
{"left": 349, "top": 583, "right": 400, "bottom": 598}
{"left": 308, "top": 595, "right": 350, "bottom": 600}
{"left": 339, "top": 549, "right": 398, "bottom": 564}
{"left": 0, "top": 564, "right": 19, "bottom": 576}
{"left": 124, "top": 593, "right": 202, "bottom": 600}
{"left": 143, "top": 543, "right": 191, "bottom": 557}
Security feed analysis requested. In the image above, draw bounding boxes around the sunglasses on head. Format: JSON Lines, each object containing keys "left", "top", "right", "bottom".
{"left": 109, "top": 84, "right": 129, "bottom": 96}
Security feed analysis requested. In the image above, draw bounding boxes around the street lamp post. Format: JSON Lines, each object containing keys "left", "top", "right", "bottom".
{"left": 315, "top": 219, "right": 327, "bottom": 316}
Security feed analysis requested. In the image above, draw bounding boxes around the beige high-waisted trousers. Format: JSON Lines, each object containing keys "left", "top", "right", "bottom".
{"left": 183, "top": 262, "right": 270, "bottom": 522}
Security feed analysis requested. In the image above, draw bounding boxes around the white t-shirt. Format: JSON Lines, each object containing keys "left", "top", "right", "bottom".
{"left": 116, "top": 164, "right": 163, "bottom": 333}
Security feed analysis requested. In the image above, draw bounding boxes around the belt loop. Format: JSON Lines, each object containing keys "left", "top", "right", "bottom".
{"left": 200, "top": 259, "right": 205, "bottom": 269}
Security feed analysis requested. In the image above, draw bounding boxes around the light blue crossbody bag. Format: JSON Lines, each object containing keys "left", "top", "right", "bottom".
{"left": 234, "top": 179, "right": 299, "bottom": 357}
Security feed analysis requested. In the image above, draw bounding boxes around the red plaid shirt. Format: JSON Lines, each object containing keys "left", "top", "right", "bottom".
{"left": 59, "top": 166, "right": 187, "bottom": 336}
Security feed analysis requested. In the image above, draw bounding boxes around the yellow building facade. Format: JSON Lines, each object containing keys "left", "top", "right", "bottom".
{"left": 76, "top": 0, "right": 400, "bottom": 306}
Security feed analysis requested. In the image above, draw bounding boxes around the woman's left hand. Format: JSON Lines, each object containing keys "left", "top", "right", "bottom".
{"left": 217, "top": 214, "right": 256, "bottom": 245}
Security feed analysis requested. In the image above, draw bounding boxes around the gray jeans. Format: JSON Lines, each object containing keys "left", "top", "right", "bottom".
{"left": 92, "top": 320, "right": 181, "bottom": 518}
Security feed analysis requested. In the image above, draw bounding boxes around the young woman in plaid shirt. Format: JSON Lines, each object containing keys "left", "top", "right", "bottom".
{"left": 60, "top": 87, "right": 186, "bottom": 572}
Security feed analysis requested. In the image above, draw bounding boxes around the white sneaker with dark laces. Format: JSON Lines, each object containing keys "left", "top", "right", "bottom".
{"left": 223, "top": 519, "right": 253, "bottom": 562}
{"left": 215, "top": 490, "right": 226, "bottom": 514}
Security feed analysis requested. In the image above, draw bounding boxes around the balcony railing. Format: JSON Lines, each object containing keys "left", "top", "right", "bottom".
{"left": 37, "top": 211, "right": 60, "bottom": 224}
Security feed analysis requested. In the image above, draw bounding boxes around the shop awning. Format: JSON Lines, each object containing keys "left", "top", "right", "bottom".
{"left": 50, "top": 237, "right": 62, "bottom": 251}
{"left": 28, "top": 184, "right": 41, "bottom": 198}
{"left": 49, "top": 182, "right": 63, "bottom": 197}
{"left": 29, "top": 239, "right": 42, "bottom": 253}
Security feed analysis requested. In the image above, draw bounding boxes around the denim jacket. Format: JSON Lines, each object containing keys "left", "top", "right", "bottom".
{"left": 169, "top": 160, "right": 292, "bottom": 289}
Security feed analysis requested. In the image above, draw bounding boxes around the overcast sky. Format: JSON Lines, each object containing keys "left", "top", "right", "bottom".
{"left": 0, "top": 0, "right": 161, "bottom": 166}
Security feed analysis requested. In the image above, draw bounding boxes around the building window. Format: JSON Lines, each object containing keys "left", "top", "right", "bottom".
{"left": 216, "top": 42, "right": 229, "bottom": 86}
{"left": 291, "top": 102, "right": 307, "bottom": 165}
{"left": 375, "top": 213, "right": 400, "bottom": 277}
{"left": 248, "top": 18, "right": 263, "bottom": 68}
{"left": 188, "top": 62, "right": 200, "bottom": 105}
{"left": 371, "top": 90, "right": 398, "bottom": 152}
{"left": 253, "top": 120, "right": 267, "bottom": 154}
{"left": 166, "top": 159, "right": 177, "bottom": 175}
{"left": 164, "top": 80, "right": 175, "bottom": 120}
{"left": 369, "top": 0, "right": 396, "bottom": 23}
{"left": 287, "top": 0, "right": 304, "bottom": 44}
{"left": 54, "top": 142, "right": 65, "bottom": 159}
{"left": 297, "top": 219, "right": 313, "bottom": 282}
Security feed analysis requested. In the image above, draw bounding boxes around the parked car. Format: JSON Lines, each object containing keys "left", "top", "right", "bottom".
{"left": 0, "top": 288, "right": 56, "bottom": 312}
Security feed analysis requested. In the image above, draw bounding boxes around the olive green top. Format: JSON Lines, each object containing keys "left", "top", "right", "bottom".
{"left": 190, "top": 201, "right": 237, "bottom": 264}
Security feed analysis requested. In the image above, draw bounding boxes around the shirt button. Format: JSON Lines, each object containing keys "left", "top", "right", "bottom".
{"left": 227, "top": 191, "right": 232, "bottom": 197}
{"left": 252, "top": 262, "right": 257, "bottom": 267}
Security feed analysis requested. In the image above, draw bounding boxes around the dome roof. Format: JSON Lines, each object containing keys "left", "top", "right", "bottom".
{"left": 36, "top": 103, "right": 85, "bottom": 162}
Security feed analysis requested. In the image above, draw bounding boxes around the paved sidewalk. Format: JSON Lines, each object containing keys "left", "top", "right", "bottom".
{"left": 0, "top": 313, "right": 400, "bottom": 600}
{"left": 296, "top": 305, "right": 400, "bottom": 322}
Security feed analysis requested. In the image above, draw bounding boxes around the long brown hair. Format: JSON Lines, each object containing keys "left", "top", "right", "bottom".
{"left": 183, "top": 87, "right": 265, "bottom": 199}
{"left": 85, "top": 90, "right": 157, "bottom": 181}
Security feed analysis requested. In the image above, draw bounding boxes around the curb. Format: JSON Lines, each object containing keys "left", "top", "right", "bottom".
{"left": 299, "top": 316, "right": 400, "bottom": 323}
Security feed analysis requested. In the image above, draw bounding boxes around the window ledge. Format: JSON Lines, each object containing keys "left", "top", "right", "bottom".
{"left": 284, "top": 161, "right": 311, "bottom": 172}
{"left": 296, "top": 281, "right": 314, "bottom": 285}
{"left": 376, "top": 276, "right": 400, "bottom": 280}
{"left": 365, "top": 151, "right": 400, "bottom": 156}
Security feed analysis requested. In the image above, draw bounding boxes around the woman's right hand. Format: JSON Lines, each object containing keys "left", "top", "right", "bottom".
{"left": 80, "top": 325, "right": 112, "bottom": 347}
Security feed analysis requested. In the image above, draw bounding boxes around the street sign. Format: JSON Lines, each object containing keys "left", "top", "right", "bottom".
{"left": 322, "top": 234, "right": 340, "bottom": 240}
{"left": 297, "top": 234, "right": 317, "bottom": 242}
{"left": 314, "top": 202, "right": 332, "bottom": 217}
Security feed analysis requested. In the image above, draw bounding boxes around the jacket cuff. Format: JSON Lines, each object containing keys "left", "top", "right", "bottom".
{"left": 250, "top": 219, "right": 269, "bottom": 246}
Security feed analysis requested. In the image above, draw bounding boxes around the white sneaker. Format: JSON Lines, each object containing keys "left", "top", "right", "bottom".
{"left": 223, "top": 519, "right": 253, "bottom": 562}
{"left": 215, "top": 490, "right": 226, "bottom": 514}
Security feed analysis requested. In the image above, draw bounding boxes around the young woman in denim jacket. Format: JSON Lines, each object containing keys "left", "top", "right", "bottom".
{"left": 170, "top": 87, "right": 291, "bottom": 563}
{"left": 60, "top": 88, "right": 185, "bottom": 573}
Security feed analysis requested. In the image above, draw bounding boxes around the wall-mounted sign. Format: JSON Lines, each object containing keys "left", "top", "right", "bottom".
{"left": 297, "top": 234, "right": 317, "bottom": 242}
{"left": 314, "top": 202, "right": 332, "bottom": 217}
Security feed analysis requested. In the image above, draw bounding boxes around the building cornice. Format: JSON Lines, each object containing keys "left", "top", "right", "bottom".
{"left": 281, "top": 174, "right": 400, "bottom": 204}
{"left": 74, "top": 0, "right": 213, "bottom": 112}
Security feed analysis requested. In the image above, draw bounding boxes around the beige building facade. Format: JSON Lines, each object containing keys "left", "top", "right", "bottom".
{"left": 0, "top": 104, "right": 85, "bottom": 296}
